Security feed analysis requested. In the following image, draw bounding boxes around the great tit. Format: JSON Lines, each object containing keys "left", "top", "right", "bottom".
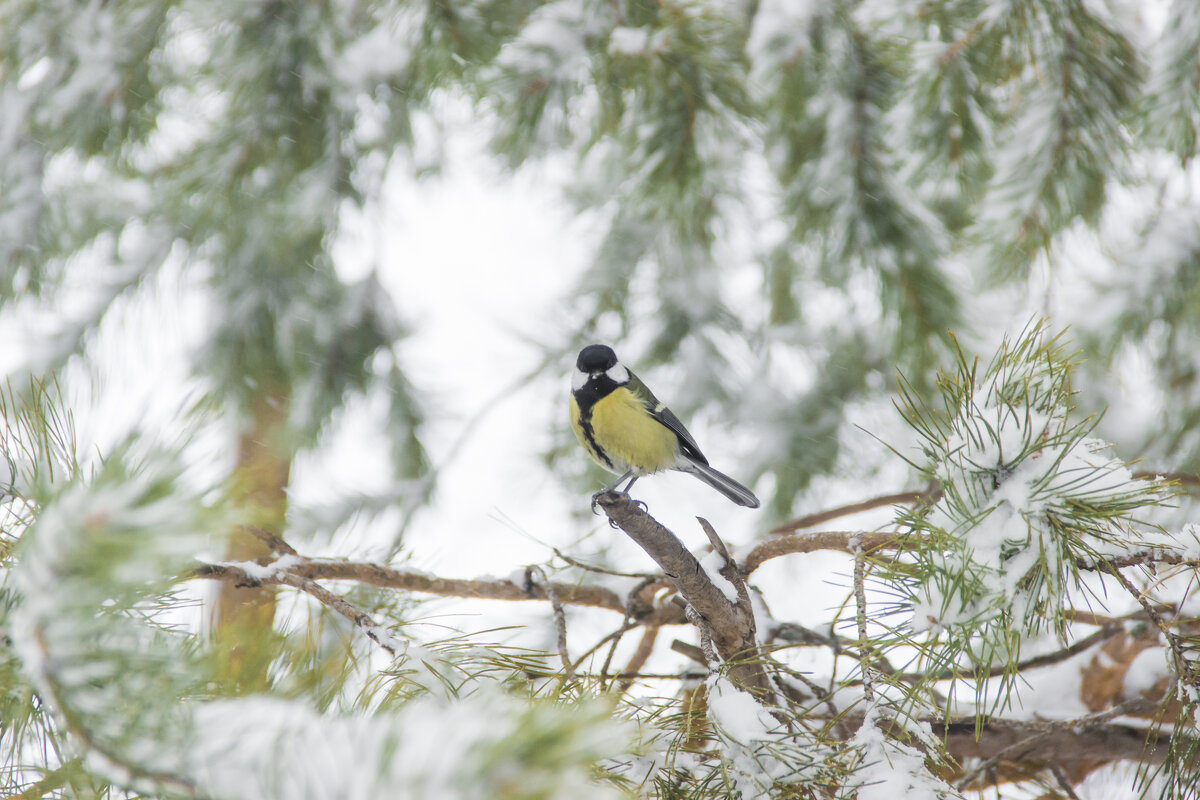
{"left": 569, "top": 344, "right": 759, "bottom": 508}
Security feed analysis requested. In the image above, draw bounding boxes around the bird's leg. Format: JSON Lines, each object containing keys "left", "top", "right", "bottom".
{"left": 621, "top": 475, "right": 648, "bottom": 510}
{"left": 591, "top": 470, "right": 634, "bottom": 513}
{"left": 603, "top": 470, "right": 636, "bottom": 495}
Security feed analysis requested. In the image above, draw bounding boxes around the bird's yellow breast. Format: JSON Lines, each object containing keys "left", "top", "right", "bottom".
{"left": 572, "top": 387, "right": 679, "bottom": 475}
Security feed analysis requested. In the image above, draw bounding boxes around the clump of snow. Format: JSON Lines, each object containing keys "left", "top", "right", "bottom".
{"left": 909, "top": 593, "right": 973, "bottom": 636}
{"left": 699, "top": 550, "right": 740, "bottom": 603}
{"left": 219, "top": 554, "right": 302, "bottom": 581}
{"left": 1178, "top": 523, "right": 1200, "bottom": 559}
{"left": 850, "top": 704, "right": 962, "bottom": 800}
{"left": 364, "top": 624, "right": 409, "bottom": 657}
{"left": 913, "top": 341, "right": 1167, "bottom": 636}
{"left": 705, "top": 675, "right": 798, "bottom": 795}
{"left": 608, "top": 27, "right": 651, "bottom": 56}
{"left": 329, "top": 10, "right": 419, "bottom": 92}
{"left": 1124, "top": 647, "right": 1171, "bottom": 699}
{"left": 707, "top": 675, "right": 776, "bottom": 744}
{"left": 189, "top": 691, "right": 630, "bottom": 800}
{"left": 747, "top": 0, "right": 820, "bottom": 67}
{"left": 495, "top": 1, "right": 616, "bottom": 82}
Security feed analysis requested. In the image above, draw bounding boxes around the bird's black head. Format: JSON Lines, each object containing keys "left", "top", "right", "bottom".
{"left": 577, "top": 344, "right": 618, "bottom": 373}
{"left": 572, "top": 344, "right": 630, "bottom": 400}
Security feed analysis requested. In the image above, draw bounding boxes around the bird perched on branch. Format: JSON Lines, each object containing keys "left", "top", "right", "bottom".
{"left": 569, "top": 344, "right": 759, "bottom": 508}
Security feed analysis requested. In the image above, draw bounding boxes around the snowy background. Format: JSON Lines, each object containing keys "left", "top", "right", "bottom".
{"left": 4, "top": 0, "right": 1200, "bottom": 796}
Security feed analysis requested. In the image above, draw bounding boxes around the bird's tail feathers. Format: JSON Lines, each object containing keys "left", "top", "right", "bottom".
{"left": 680, "top": 460, "right": 760, "bottom": 508}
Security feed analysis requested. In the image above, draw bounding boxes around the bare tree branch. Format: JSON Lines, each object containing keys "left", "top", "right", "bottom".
{"left": 1050, "top": 764, "right": 1083, "bottom": 800}
{"left": 816, "top": 700, "right": 1188, "bottom": 788}
{"left": 595, "top": 492, "right": 773, "bottom": 700}
{"left": 740, "top": 531, "right": 905, "bottom": 574}
{"left": 593, "top": 494, "right": 749, "bottom": 654}
{"left": 943, "top": 701, "right": 1178, "bottom": 788}
{"left": 1079, "top": 551, "right": 1200, "bottom": 571}
{"left": 769, "top": 491, "right": 937, "bottom": 535}
{"left": 897, "top": 623, "right": 1124, "bottom": 683}
{"left": 192, "top": 526, "right": 1200, "bottom": 658}
{"left": 551, "top": 545, "right": 658, "bottom": 579}
{"left": 193, "top": 560, "right": 640, "bottom": 616}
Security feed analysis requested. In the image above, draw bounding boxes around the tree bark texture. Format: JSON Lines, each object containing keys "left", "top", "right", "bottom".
{"left": 213, "top": 388, "right": 291, "bottom": 691}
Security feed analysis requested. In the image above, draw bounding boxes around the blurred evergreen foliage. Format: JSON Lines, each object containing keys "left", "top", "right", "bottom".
{"left": 2, "top": 0, "right": 1198, "bottom": 511}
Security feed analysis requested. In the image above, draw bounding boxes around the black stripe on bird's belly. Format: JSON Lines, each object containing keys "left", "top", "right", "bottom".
{"left": 573, "top": 376, "right": 619, "bottom": 470}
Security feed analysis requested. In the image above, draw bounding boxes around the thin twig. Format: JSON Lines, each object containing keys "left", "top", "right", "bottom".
{"left": 1079, "top": 551, "right": 1200, "bottom": 571}
{"left": 574, "top": 621, "right": 637, "bottom": 677}
{"left": 526, "top": 565, "right": 572, "bottom": 678}
{"left": 1050, "top": 764, "right": 1083, "bottom": 800}
{"left": 616, "top": 624, "right": 661, "bottom": 695}
{"left": 8, "top": 758, "right": 80, "bottom": 800}
{"left": 600, "top": 576, "right": 660, "bottom": 687}
{"left": 852, "top": 542, "right": 874, "bottom": 701}
{"left": 769, "top": 491, "right": 937, "bottom": 535}
{"left": 272, "top": 572, "right": 405, "bottom": 658}
{"left": 552, "top": 545, "right": 658, "bottom": 579}
{"left": 1107, "top": 565, "right": 1200, "bottom": 689}
{"left": 243, "top": 525, "right": 298, "bottom": 556}
{"left": 672, "top": 639, "right": 707, "bottom": 665}
{"left": 898, "top": 624, "right": 1123, "bottom": 683}
{"left": 685, "top": 604, "right": 717, "bottom": 669}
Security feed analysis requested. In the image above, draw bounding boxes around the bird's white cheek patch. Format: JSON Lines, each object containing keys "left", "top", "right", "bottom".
{"left": 572, "top": 369, "right": 589, "bottom": 391}
{"left": 606, "top": 363, "right": 630, "bottom": 383}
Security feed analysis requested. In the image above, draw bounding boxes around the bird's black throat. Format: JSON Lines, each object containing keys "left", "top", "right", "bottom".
{"left": 573, "top": 374, "right": 620, "bottom": 469}
{"left": 572, "top": 373, "right": 619, "bottom": 415}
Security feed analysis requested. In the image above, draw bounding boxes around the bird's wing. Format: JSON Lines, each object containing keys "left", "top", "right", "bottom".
{"left": 625, "top": 370, "right": 709, "bottom": 466}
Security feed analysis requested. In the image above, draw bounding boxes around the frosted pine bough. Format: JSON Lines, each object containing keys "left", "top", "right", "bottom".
{"left": 3, "top": 438, "right": 633, "bottom": 800}
{"left": 895, "top": 327, "right": 1173, "bottom": 666}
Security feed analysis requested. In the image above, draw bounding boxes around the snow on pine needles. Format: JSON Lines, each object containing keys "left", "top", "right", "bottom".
{"left": 888, "top": 324, "right": 1173, "bottom": 682}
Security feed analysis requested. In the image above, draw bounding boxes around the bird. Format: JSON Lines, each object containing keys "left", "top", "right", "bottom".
{"left": 569, "top": 344, "right": 759, "bottom": 508}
